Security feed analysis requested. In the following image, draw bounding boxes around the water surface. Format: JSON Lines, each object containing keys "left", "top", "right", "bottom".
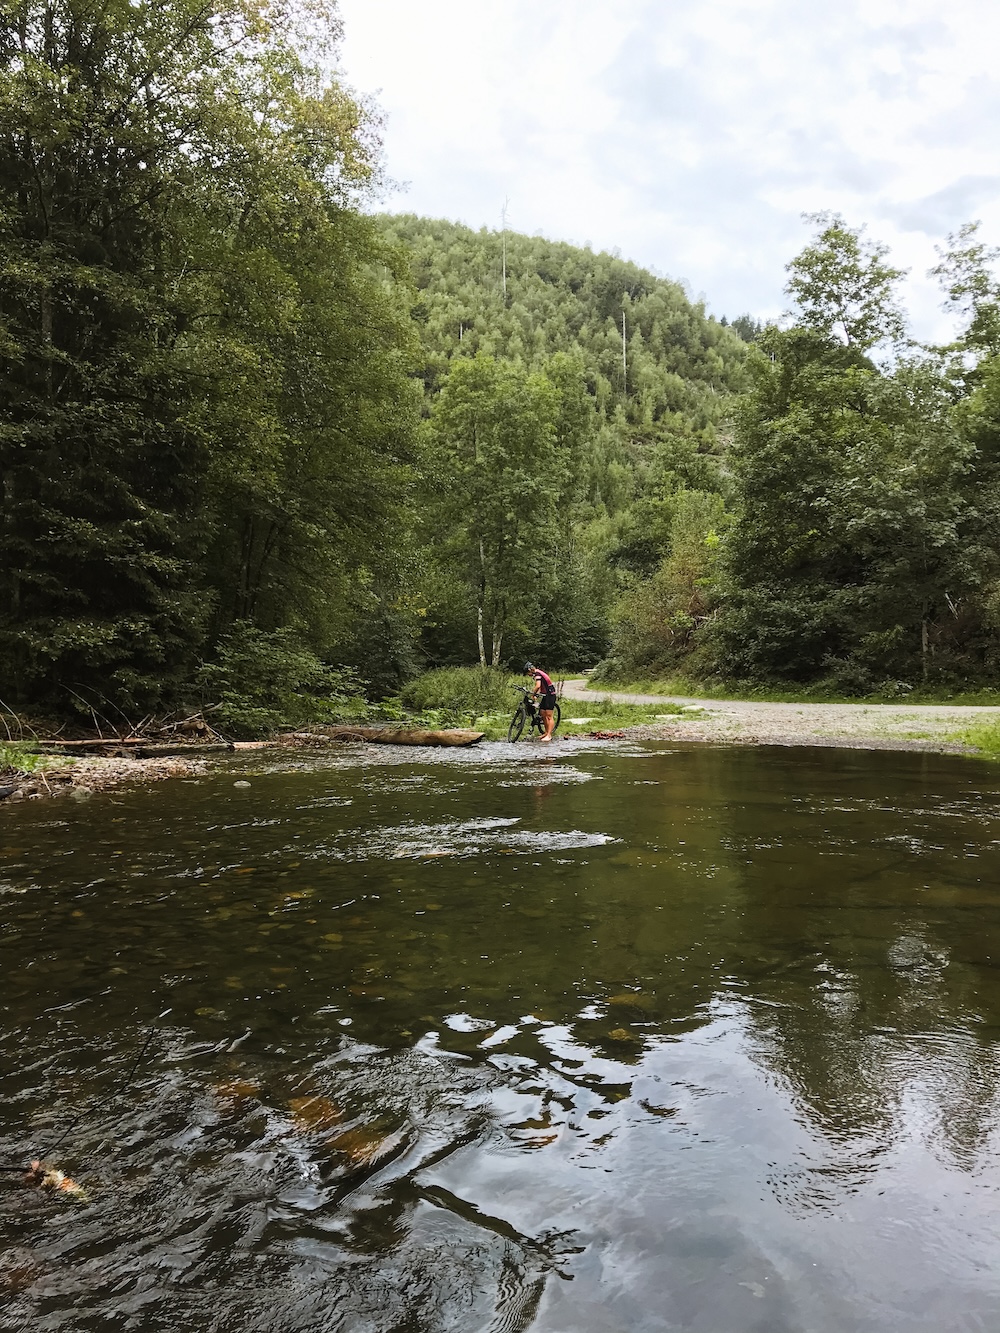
{"left": 3, "top": 740, "right": 1000, "bottom": 1331}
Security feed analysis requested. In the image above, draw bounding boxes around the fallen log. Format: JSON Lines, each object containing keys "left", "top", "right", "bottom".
{"left": 36, "top": 727, "right": 487, "bottom": 755}
{"left": 316, "top": 726, "right": 484, "bottom": 748}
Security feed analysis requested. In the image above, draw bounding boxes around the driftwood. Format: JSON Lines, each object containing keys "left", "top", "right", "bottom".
{"left": 34, "top": 726, "right": 486, "bottom": 756}
{"left": 317, "top": 726, "right": 484, "bottom": 748}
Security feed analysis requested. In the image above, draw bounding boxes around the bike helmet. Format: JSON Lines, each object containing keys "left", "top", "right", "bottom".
{"left": 523, "top": 662, "right": 534, "bottom": 673}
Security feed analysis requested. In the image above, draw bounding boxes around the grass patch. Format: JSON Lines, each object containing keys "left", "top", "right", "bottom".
{"left": 957, "top": 719, "right": 1000, "bottom": 757}
{"left": 392, "top": 694, "right": 693, "bottom": 742}
{"left": 558, "top": 698, "right": 692, "bottom": 734}
{"left": 0, "top": 742, "right": 53, "bottom": 775}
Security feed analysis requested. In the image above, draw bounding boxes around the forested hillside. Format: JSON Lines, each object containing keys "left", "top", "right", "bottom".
{"left": 379, "top": 214, "right": 750, "bottom": 674}
{"left": 394, "top": 211, "right": 1000, "bottom": 695}
{"left": 383, "top": 214, "right": 746, "bottom": 432}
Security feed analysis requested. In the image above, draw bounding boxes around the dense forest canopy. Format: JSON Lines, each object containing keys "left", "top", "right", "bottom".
{"left": 0, "top": 0, "right": 417, "bottom": 717}
{"left": 5, "top": 0, "right": 1000, "bottom": 723}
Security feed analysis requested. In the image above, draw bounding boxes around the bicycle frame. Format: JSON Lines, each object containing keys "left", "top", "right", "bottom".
{"left": 515, "top": 686, "right": 538, "bottom": 717}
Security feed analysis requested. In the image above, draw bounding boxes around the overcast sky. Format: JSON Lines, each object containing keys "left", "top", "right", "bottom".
{"left": 336, "top": 0, "right": 1000, "bottom": 340}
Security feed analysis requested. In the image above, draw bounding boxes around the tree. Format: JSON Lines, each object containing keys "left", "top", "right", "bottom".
{"left": 0, "top": 0, "right": 416, "bottom": 711}
{"left": 932, "top": 221, "right": 1000, "bottom": 359}
{"left": 427, "top": 354, "right": 558, "bottom": 666}
{"left": 730, "top": 314, "right": 763, "bottom": 343}
{"left": 785, "top": 213, "right": 907, "bottom": 351}
{"left": 607, "top": 490, "right": 728, "bottom": 676}
{"left": 717, "top": 328, "right": 972, "bottom": 687}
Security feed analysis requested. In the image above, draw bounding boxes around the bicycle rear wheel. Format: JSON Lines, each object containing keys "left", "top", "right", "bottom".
{"left": 551, "top": 701, "right": 561, "bottom": 733}
{"left": 507, "top": 705, "right": 528, "bottom": 742}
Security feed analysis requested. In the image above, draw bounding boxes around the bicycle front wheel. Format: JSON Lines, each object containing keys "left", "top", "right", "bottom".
{"left": 507, "top": 705, "right": 528, "bottom": 742}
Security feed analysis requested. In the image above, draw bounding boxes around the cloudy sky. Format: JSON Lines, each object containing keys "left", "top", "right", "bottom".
{"left": 336, "top": 0, "right": 1000, "bottom": 339}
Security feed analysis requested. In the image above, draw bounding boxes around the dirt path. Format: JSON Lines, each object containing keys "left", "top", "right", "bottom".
{"left": 560, "top": 679, "right": 1000, "bottom": 753}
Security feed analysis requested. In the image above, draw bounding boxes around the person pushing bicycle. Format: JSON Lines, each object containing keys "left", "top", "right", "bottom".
{"left": 524, "top": 662, "right": 558, "bottom": 742}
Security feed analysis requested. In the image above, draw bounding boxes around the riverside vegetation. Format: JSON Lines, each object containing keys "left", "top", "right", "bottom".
{"left": 6, "top": 0, "right": 1000, "bottom": 741}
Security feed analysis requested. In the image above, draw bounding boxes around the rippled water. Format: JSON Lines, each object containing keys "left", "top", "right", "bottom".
{"left": 4, "top": 739, "right": 1000, "bottom": 1331}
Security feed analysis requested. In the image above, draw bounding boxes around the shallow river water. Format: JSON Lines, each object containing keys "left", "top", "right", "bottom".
{"left": 3, "top": 739, "right": 1000, "bottom": 1332}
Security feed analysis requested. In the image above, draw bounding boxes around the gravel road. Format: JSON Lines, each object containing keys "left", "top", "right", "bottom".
{"left": 560, "top": 679, "right": 1000, "bottom": 753}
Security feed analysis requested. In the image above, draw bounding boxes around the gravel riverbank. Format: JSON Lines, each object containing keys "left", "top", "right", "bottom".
{"left": 561, "top": 680, "right": 998, "bottom": 753}
{"left": 0, "top": 753, "right": 209, "bottom": 805}
{"left": 3, "top": 688, "right": 995, "bottom": 811}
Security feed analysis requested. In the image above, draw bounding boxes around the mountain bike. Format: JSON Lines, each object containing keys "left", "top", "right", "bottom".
{"left": 507, "top": 686, "right": 561, "bottom": 742}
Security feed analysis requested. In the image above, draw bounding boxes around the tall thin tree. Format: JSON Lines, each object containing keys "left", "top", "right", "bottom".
{"left": 501, "top": 197, "right": 510, "bottom": 302}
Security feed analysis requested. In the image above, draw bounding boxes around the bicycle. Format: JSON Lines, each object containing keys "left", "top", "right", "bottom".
{"left": 507, "top": 686, "right": 561, "bottom": 742}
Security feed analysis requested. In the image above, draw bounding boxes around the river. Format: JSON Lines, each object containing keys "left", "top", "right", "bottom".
{"left": 3, "top": 738, "right": 1000, "bottom": 1331}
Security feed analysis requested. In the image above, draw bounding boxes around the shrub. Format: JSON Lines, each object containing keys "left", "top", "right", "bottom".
{"left": 196, "top": 625, "right": 366, "bottom": 738}
{"left": 400, "top": 666, "right": 520, "bottom": 722}
{"left": 962, "top": 718, "right": 1000, "bottom": 758}
{"left": 0, "top": 742, "right": 46, "bottom": 776}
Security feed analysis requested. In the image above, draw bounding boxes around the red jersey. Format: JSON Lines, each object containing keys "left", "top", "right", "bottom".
{"left": 531, "top": 668, "right": 555, "bottom": 693}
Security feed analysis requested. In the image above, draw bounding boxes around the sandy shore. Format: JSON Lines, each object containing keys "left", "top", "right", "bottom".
{"left": 561, "top": 680, "right": 1000, "bottom": 753}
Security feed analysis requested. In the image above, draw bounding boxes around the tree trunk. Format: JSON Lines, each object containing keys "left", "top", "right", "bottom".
{"left": 247, "top": 519, "right": 279, "bottom": 618}
{"left": 40, "top": 285, "right": 53, "bottom": 403}
{"left": 300, "top": 725, "right": 485, "bottom": 747}
{"left": 921, "top": 617, "right": 929, "bottom": 682}
{"left": 477, "top": 537, "right": 487, "bottom": 666}
{"left": 236, "top": 515, "right": 255, "bottom": 620}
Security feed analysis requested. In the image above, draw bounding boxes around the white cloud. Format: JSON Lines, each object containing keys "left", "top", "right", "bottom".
{"left": 337, "top": 0, "right": 1000, "bottom": 339}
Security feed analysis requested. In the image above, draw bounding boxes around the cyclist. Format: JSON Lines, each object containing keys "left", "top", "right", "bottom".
{"left": 524, "top": 662, "right": 558, "bottom": 742}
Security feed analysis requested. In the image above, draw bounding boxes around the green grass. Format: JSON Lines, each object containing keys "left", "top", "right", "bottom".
{"left": 0, "top": 742, "right": 52, "bottom": 774}
{"left": 956, "top": 719, "right": 1000, "bottom": 757}
{"left": 558, "top": 698, "right": 692, "bottom": 733}
{"left": 467, "top": 697, "right": 693, "bottom": 741}
{"left": 584, "top": 675, "right": 1000, "bottom": 707}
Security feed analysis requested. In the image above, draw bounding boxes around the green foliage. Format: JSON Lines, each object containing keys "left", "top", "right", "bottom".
{"left": 607, "top": 491, "right": 728, "bottom": 676}
{"left": 400, "top": 666, "right": 519, "bottom": 720}
{"left": 427, "top": 354, "right": 559, "bottom": 664}
{"left": 784, "top": 213, "right": 906, "bottom": 350}
{"left": 0, "top": 742, "right": 47, "bottom": 774}
{"left": 384, "top": 214, "right": 744, "bottom": 672}
{"left": 0, "top": 0, "right": 417, "bottom": 714}
{"left": 383, "top": 214, "right": 748, "bottom": 431}
{"left": 195, "top": 625, "right": 365, "bottom": 738}
{"left": 960, "top": 717, "right": 1000, "bottom": 757}
{"left": 596, "top": 214, "right": 1000, "bottom": 694}
{"left": 714, "top": 325, "right": 976, "bottom": 687}
{"left": 729, "top": 314, "right": 764, "bottom": 343}
{"left": 932, "top": 222, "right": 1000, "bottom": 359}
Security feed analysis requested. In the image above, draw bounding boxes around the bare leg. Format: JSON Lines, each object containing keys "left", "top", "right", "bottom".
{"left": 538, "top": 707, "right": 555, "bottom": 742}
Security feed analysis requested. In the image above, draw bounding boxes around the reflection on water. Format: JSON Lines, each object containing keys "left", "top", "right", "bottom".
{"left": 4, "top": 741, "right": 1000, "bottom": 1330}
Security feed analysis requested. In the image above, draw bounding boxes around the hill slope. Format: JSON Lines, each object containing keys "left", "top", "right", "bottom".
{"left": 381, "top": 214, "right": 748, "bottom": 439}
